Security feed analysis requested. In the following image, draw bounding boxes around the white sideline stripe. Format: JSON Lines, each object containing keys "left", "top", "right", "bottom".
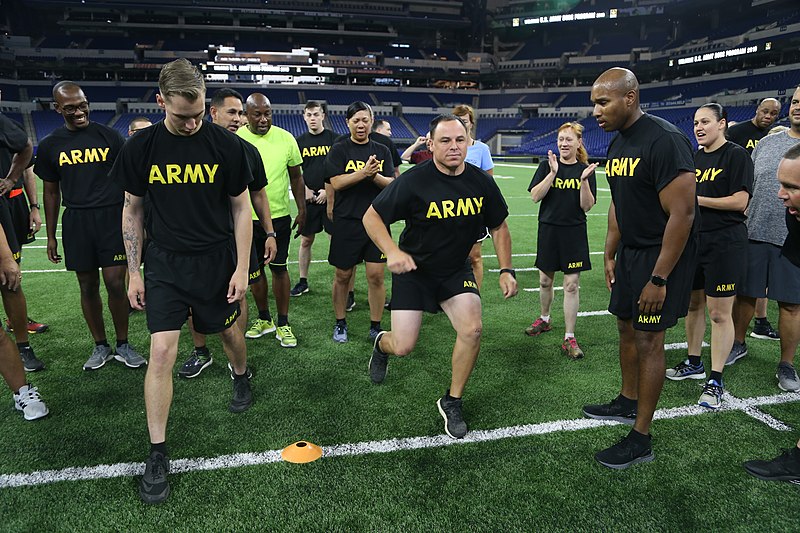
{"left": 1, "top": 392, "right": 796, "bottom": 490}
{"left": 577, "top": 310, "right": 611, "bottom": 317}
{"left": 509, "top": 213, "right": 606, "bottom": 217}
{"left": 523, "top": 286, "right": 562, "bottom": 292}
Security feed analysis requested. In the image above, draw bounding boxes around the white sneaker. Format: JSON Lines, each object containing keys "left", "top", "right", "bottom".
{"left": 14, "top": 384, "right": 49, "bottom": 421}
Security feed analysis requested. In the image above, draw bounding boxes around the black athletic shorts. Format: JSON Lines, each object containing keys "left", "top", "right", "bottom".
{"left": 144, "top": 241, "right": 240, "bottom": 335}
{"left": 692, "top": 224, "right": 747, "bottom": 297}
{"left": 247, "top": 244, "right": 262, "bottom": 285}
{"left": 251, "top": 215, "right": 291, "bottom": 275}
{"left": 0, "top": 198, "right": 21, "bottom": 263}
{"left": 7, "top": 192, "right": 34, "bottom": 246}
{"left": 62, "top": 204, "right": 127, "bottom": 272}
{"left": 535, "top": 222, "right": 591, "bottom": 274}
{"left": 608, "top": 237, "right": 697, "bottom": 332}
{"left": 328, "top": 217, "right": 387, "bottom": 269}
{"left": 301, "top": 201, "right": 333, "bottom": 237}
{"left": 391, "top": 264, "right": 480, "bottom": 313}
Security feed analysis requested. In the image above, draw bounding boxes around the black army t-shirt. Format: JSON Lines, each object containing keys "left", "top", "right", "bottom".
{"left": 325, "top": 138, "right": 394, "bottom": 220}
{"left": 372, "top": 160, "right": 508, "bottom": 276}
{"left": 726, "top": 120, "right": 768, "bottom": 155}
{"left": 35, "top": 122, "right": 125, "bottom": 208}
{"left": 694, "top": 141, "right": 753, "bottom": 232}
{"left": 0, "top": 114, "right": 29, "bottom": 179}
{"left": 606, "top": 114, "right": 696, "bottom": 248}
{"left": 528, "top": 161, "right": 596, "bottom": 226}
{"left": 370, "top": 131, "right": 402, "bottom": 171}
{"left": 296, "top": 129, "right": 337, "bottom": 191}
{"left": 111, "top": 121, "right": 251, "bottom": 254}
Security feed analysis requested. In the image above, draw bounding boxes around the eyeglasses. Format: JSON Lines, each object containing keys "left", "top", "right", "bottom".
{"left": 61, "top": 102, "right": 89, "bottom": 115}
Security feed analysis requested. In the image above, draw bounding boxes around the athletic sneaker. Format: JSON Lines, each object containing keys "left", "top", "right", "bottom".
{"left": 582, "top": 395, "right": 637, "bottom": 425}
{"left": 725, "top": 341, "right": 747, "bottom": 366}
{"left": 229, "top": 374, "right": 253, "bottom": 413}
{"left": 437, "top": 392, "right": 468, "bottom": 439}
{"left": 114, "top": 343, "right": 147, "bottom": 368}
{"left": 525, "top": 317, "right": 552, "bottom": 336}
{"left": 698, "top": 379, "right": 724, "bottom": 409}
{"left": 595, "top": 430, "right": 654, "bottom": 470}
{"left": 743, "top": 447, "right": 800, "bottom": 482}
{"left": 13, "top": 384, "right": 49, "bottom": 421}
{"left": 245, "top": 318, "right": 276, "bottom": 339}
{"left": 368, "top": 331, "right": 388, "bottom": 384}
{"left": 776, "top": 362, "right": 800, "bottom": 392}
{"left": 139, "top": 451, "right": 170, "bottom": 504}
{"left": 346, "top": 293, "right": 356, "bottom": 312}
{"left": 178, "top": 349, "right": 213, "bottom": 379}
{"left": 333, "top": 323, "right": 348, "bottom": 343}
{"left": 227, "top": 362, "right": 253, "bottom": 380}
{"left": 19, "top": 346, "right": 44, "bottom": 372}
{"left": 750, "top": 319, "right": 780, "bottom": 341}
{"left": 83, "top": 345, "right": 113, "bottom": 371}
{"left": 276, "top": 325, "right": 297, "bottom": 348}
{"left": 290, "top": 281, "right": 309, "bottom": 297}
{"left": 665, "top": 360, "right": 706, "bottom": 381}
{"left": 368, "top": 326, "right": 383, "bottom": 343}
{"left": 561, "top": 337, "right": 584, "bottom": 359}
{"left": 5, "top": 317, "right": 49, "bottom": 334}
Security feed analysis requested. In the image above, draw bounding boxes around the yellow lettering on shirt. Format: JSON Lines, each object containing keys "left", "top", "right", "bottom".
{"left": 302, "top": 145, "right": 330, "bottom": 159}
{"left": 345, "top": 160, "right": 365, "bottom": 172}
{"left": 425, "top": 197, "right": 484, "bottom": 219}
{"left": 58, "top": 147, "right": 112, "bottom": 166}
{"left": 607, "top": 157, "right": 641, "bottom": 177}
{"left": 696, "top": 167, "right": 724, "bottom": 183}
{"left": 148, "top": 164, "right": 219, "bottom": 185}
{"left": 746, "top": 139, "right": 757, "bottom": 149}
{"left": 456, "top": 197, "right": 476, "bottom": 216}
{"left": 553, "top": 178, "right": 582, "bottom": 190}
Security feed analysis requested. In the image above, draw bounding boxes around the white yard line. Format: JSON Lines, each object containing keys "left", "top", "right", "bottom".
{"left": 1, "top": 391, "right": 796, "bottom": 489}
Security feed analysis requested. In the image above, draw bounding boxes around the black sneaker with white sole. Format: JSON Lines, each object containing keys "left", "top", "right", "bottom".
{"left": 290, "top": 281, "right": 309, "bottom": 297}
{"left": 368, "top": 331, "right": 388, "bottom": 384}
{"left": 582, "top": 395, "right": 637, "bottom": 424}
{"left": 437, "top": 392, "right": 468, "bottom": 439}
{"left": 750, "top": 319, "right": 780, "bottom": 341}
{"left": 229, "top": 374, "right": 253, "bottom": 413}
{"left": 139, "top": 451, "right": 170, "bottom": 504}
{"left": 177, "top": 349, "right": 213, "bottom": 379}
{"left": 595, "top": 430, "right": 654, "bottom": 470}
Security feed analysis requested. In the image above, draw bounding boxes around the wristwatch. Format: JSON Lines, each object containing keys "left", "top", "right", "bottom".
{"left": 265, "top": 232, "right": 277, "bottom": 239}
{"left": 500, "top": 268, "right": 516, "bottom": 279}
{"left": 29, "top": 203, "right": 40, "bottom": 209}
{"left": 650, "top": 275, "right": 667, "bottom": 287}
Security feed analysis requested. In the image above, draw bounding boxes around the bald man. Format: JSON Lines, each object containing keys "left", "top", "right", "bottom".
{"left": 583, "top": 68, "right": 697, "bottom": 469}
{"left": 727, "top": 98, "right": 781, "bottom": 155}
{"left": 35, "top": 81, "right": 145, "bottom": 371}
{"left": 238, "top": 93, "right": 306, "bottom": 348}
{"left": 128, "top": 116, "right": 153, "bottom": 137}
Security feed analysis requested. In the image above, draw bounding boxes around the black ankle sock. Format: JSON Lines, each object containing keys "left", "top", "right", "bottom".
{"left": 688, "top": 355, "right": 702, "bottom": 366}
{"left": 116, "top": 339, "right": 128, "bottom": 348}
{"left": 628, "top": 428, "right": 651, "bottom": 444}
{"left": 755, "top": 316, "right": 768, "bottom": 325}
{"left": 95, "top": 340, "right": 109, "bottom": 347}
{"left": 258, "top": 310, "right": 271, "bottom": 321}
{"left": 445, "top": 390, "right": 461, "bottom": 401}
{"left": 299, "top": 277, "right": 307, "bottom": 285}
{"left": 16, "top": 341, "right": 30, "bottom": 349}
{"left": 710, "top": 371, "right": 723, "bottom": 384}
{"left": 348, "top": 291, "right": 354, "bottom": 299}
{"left": 617, "top": 394, "right": 637, "bottom": 409}
{"left": 336, "top": 318, "right": 347, "bottom": 326}
{"left": 195, "top": 345, "right": 209, "bottom": 354}
{"left": 370, "top": 320, "right": 381, "bottom": 330}
{"left": 277, "top": 315, "right": 288, "bottom": 327}
{"left": 150, "top": 442, "right": 167, "bottom": 456}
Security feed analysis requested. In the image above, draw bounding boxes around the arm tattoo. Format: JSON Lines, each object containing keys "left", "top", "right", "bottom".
{"left": 122, "top": 213, "right": 141, "bottom": 274}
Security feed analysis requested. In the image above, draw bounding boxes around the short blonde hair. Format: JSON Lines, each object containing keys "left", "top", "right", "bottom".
{"left": 158, "top": 58, "right": 205, "bottom": 101}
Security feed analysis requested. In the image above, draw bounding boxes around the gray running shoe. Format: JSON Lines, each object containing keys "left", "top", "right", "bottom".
{"left": 333, "top": 322, "right": 348, "bottom": 343}
{"left": 14, "top": 384, "right": 49, "bottom": 421}
{"left": 83, "top": 345, "right": 113, "bottom": 371}
{"left": 437, "top": 392, "right": 468, "bottom": 439}
{"left": 776, "top": 362, "right": 800, "bottom": 392}
{"left": 19, "top": 346, "right": 45, "bottom": 372}
{"left": 725, "top": 341, "right": 747, "bottom": 366}
{"left": 114, "top": 343, "right": 147, "bottom": 368}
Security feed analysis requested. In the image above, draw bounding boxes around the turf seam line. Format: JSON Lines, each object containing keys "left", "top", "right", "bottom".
{"left": 1, "top": 392, "right": 797, "bottom": 490}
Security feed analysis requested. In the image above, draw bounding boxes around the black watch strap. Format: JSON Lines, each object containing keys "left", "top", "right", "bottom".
{"left": 265, "top": 232, "right": 277, "bottom": 238}
{"left": 650, "top": 275, "right": 667, "bottom": 287}
{"left": 500, "top": 268, "right": 516, "bottom": 279}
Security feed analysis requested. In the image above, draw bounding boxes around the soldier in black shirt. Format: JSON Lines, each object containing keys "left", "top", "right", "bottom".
{"left": 583, "top": 68, "right": 697, "bottom": 469}
{"left": 743, "top": 143, "right": 800, "bottom": 483}
{"left": 35, "top": 81, "right": 145, "bottom": 371}
{"left": 665, "top": 104, "right": 753, "bottom": 409}
{"left": 364, "top": 114, "right": 517, "bottom": 439}
{"left": 526, "top": 122, "right": 597, "bottom": 360}
{"left": 0, "top": 111, "right": 48, "bottom": 420}
{"left": 111, "top": 59, "right": 254, "bottom": 504}
{"left": 726, "top": 98, "right": 781, "bottom": 155}
{"left": 325, "top": 102, "right": 395, "bottom": 343}
{"left": 290, "top": 101, "right": 337, "bottom": 297}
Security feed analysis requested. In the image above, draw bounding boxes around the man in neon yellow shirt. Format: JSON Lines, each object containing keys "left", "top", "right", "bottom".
{"left": 237, "top": 93, "right": 306, "bottom": 347}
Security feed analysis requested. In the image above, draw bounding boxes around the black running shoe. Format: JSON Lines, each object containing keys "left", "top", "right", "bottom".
{"left": 290, "top": 281, "right": 309, "bottom": 297}
{"left": 139, "top": 451, "right": 170, "bottom": 504}
{"left": 743, "top": 447, "right": 800, "bottom": 482}
{"left": 595, "top": 430, "right": 654, "bottom": 470}
{"left": 368, "top": 331, "right": 388, "bottom": 384}
{"left": 346, "top": 292, "right": 356, "bottom": 312}
{"left": 177, "top": 349, "right": 213, "bottom": 379}
{"left": 582, "top": 395, "right": 637, "bottom": 425}
{"left": 437, "top": 392, "right": 468, "bottom": 439}
{"left": 19, "top": 346, "right": 45, "bottom": 372}
{"left": 750, "top": 319, "right": 780, "bottom": 341}
{"left": 229, "top": 374, "right": 253, "bottom": 413}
